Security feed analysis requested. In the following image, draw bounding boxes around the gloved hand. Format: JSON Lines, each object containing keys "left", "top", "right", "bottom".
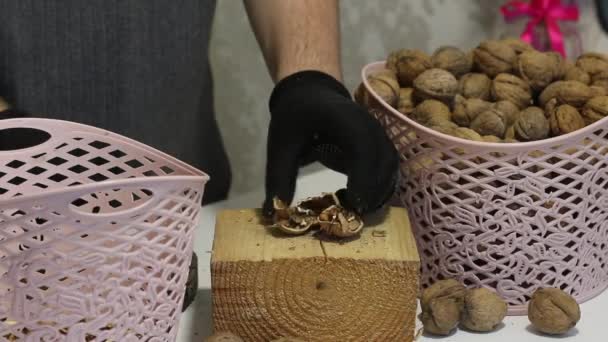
{"left": 263, "top": 70, "right": 399, "bottom": 217}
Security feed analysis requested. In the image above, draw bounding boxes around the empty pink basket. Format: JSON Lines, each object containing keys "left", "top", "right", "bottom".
{"left": 0, "top": 118, "right": 208, "bottom": 340}
{"left": 363, "top": 62, "right": 608, "bottom": 315}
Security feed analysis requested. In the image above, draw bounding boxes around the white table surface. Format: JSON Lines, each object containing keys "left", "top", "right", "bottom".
{"left": 176, "top": 167, "right": 605, "bottom": 342}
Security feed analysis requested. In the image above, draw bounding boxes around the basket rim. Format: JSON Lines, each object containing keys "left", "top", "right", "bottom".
{"left": 362, "top": 61, "right": 608, "bottom": 151}
{"left": 0, "top": 175, "right": 208, "bottom": 207}
{"left": 0, "top": 117, "right": 209, "bottom": 178}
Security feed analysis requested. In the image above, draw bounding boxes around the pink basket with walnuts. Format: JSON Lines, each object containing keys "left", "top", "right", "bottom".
{"left": 0, "top": 118, "right": 208, "bottom": 340}
{"left": 363, "top": 61, "right": 608, "bottom": 315}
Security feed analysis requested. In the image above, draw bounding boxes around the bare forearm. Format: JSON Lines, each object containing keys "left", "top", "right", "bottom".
{"left": 244, "top": 0, "right": 342, "bottom": 83}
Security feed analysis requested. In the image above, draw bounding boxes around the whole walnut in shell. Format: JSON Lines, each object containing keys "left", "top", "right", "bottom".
{"left": 528, "top": 288, "right": 580, "bottom": 335}
{"left": 431, "top": 46, "right": 472, "bottom": 77}
{"left": 493, "top": 100, "right": 521, "bottom": 126}
{"left": 393, "top": 49, "right": 432, "bottom": 86}
{"left": 482, "top": 135, "right": 502, "bottom": 143}
{"left": 514, "top": 106, "right": 550, "bottom": 141}
{"left": 413, "top": 68, "right": 458, "bottom": 103}
{"left": 590, "top": 85, "right": 608, "bottom": 97}
{"left": 473, "top": 40, "right": 517, "bottom": 77}
{"left": 397, "top": 88, "right": 415, "bottom": 115}
{"left": 461, "top": 288, "right": 507, "bottom": 332}
{"left": 516, "top": 50, "right": 562, "bottom": 91}
{"left": 538, "top": 80, "right": 592, "bottom": 107}
{"left": 576, "top": 52, "right": 608, "bottom": 76}
{"left": 453, "top": 95, "right": 492, "bottom": 127}
{"left": 419, "top": 279, "right": 466, "bottom": 336}
{"left": 205, "top": 332, "right": 243, "bottom": 342}
{"left": 491, "top": 73, "right": 532, "bottom": 109}
{"left": 470, "top": 109, "right": 507, "bottom": 138}
{"left": 549, "top": 104, "right": 585, "bottom": 136}
{"left": 354, "top": 71, "right": 400, "bottom": 109}
{"left": 458, "top": 73, "right": 492, "bottom": 100}
{"left": 500, "top": 37, "right": 534, "bottom": 54}
{"left": 591, "top": 70, "right": 608, "bottom": 92}
{"left": 411, "top": 99, "right": 452, "bottom": 127}
{"left": 582, "top": 95, "right": 608, "bottom": 124}
{"left": 564, "top": 66, "right": 591, "bottom": 85}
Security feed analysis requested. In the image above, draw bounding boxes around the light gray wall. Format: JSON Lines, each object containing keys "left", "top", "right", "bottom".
{"left": 209, "top": 0, "right": 606, "bottom": 197}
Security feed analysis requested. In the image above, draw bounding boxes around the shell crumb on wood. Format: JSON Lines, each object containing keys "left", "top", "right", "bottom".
{"left": 271, "top": 193, "right": 364, "bottom": 238}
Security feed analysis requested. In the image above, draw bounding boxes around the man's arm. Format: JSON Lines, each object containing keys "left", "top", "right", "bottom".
{"left": 243, "top": 0, "right": 342, "bottom": 83}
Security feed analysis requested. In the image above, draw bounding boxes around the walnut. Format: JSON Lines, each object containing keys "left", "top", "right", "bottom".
{"left": 470, "top": 109, "right": 507, "bottom": 138}
{"left": 564, "top": 66, "right": 591, "bottom": 85}
{"left": 461, "top": 288, "right": 507, "bottom": 332}
{"left": 493, "top": 100, "right": 521, "bottom": 126}
{"left": 431, "top": 46, "right": 472, "bottom": 77}
{"left": 393, "top": 49, "right": 433, "bottom": 86}
{"left": 591, "top": 70, "right": 608, "bottom": 93}
{"left": 514, "top": 106, "right": 549, "bottom": 141}
{"left": 549, "top": 104, "right": 585, "bottom": 136}
{"left": 452, "top": 95, "right": 492, "bottom": 127}
{"left": 482, "top": 135, "right": 502, "bottom": 143}
{"left": 590, "top": 85, "right": 608, "bottom": 97}
{"left": 386, "top": 50, "right": 400, "bottom": 73}
{"left": 205, "top": 332, "right": 243, "bottom": 342}
{"left": 547, "top": 51, "right": 568, "bottom": 80}
{"left": 419, "top": 279, "right": 466, "bottom": 336}
{"left": 504, "top": 125, "right": 515, "bottom": 140}
{"left": 582, "top": 95, "right": 608, "bottom": 124}
{"left": 271, "top": 193, "right": 364, "bottom": 238}
{"left": 491, "top": 73, "right": 532, "bottom": 109}
{"left": 458, "top": 73, "right": 492, "bottom": 100}
{"left": 500, "top": 37, "right": 534, "bottom": 54}
{"left": 538, "top": 80, "right": 592, "bottom": 107}
{"left": 411, "top": 99, "right": 452, "bottom": 127}
{"left": 354, "top": 71, "right": 400, "bottom": 109}
{"left": 473, "top": 40, "right": 517, "bottom": 77}
{"left": 270, "top": 338, "right": 306, "bottom": 342}
{"left": 528, "top": 288, "right": 580, "bottom": 335}
{"left": 450, "top": 127, "right": 484, "bottom": 142}
{"left": 576, "top": 52, "right": 608, "bottom": 76}
{"left": 516, "top": 51, "right": 562, "bottom": 91}
{"left": 397, "top": 88, "right": 415, "bottom": 115}
{"left": 413, "top": 68, "right": 458, "bottom": 103}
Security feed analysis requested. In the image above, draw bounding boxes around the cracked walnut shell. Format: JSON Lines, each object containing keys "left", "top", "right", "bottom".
{"left": 473, "top": 40, "right": 516, "bottom": 77}
{"left": 461, "top": 288, "right": 507, "bottom": 332}
{"left": 528, "top": 288, "right": 580, "bottom": 335}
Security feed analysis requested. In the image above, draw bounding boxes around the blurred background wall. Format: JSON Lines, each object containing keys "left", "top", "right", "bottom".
{"left": 209, "top": 0, "right": 608, "bottom": 198}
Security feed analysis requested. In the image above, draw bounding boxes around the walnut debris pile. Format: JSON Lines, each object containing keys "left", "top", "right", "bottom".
{"left": 271, "top": 193, "right": 364, "bottom": 238}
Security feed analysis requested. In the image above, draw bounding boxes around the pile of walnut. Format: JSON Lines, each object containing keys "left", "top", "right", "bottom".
{"left": 356, "top": 38, "right": 608, "bottom": 142}
{"left": 271, "top": 193, "right": 364, "bottom": 238}
{"left": 420, "top": 279, "right": 580, "bottom": 337}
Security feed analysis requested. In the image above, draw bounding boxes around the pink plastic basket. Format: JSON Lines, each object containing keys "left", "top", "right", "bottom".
{"left": 363, "top": 62, "right": 608, "bottom": 315}
{"left": 0, "top": 118, "right": 208, "bottom": 340}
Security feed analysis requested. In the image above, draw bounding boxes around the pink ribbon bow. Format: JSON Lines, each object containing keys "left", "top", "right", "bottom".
{"left": 501, "top": 0, "right": 579, "bottom": 57}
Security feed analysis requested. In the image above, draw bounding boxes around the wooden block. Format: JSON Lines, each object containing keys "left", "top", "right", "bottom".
{"left": 211, "top": 207, "right": 420, "bottom": 342}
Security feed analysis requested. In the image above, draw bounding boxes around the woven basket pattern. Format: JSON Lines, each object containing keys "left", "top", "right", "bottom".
{"left": 0, "top": 119, "right": 207, "bottom": 341}
{"left": 363, "top": 62, "right": 608, "bottom": 315}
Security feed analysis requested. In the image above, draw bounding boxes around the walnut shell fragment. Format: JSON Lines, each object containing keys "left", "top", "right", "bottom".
{"left": 205, "top": 332, "right": 244, "bottom": 342}
{"left": 461, "top": 288, "right": 507, "bottom": 332}
{"left": 413, "top": 68, "right": 459, "bottom": 103}
{"left": 528, "top": 288, "right": 580, "bottom": 335}
{"left": 271, "top": 193, "right": 364, "bottom": 238}
{"left": 431, "top": 46, "right": 472, "bottom": 77}
{"left": 419, "top": 279, "right": 466, "bottom": 336}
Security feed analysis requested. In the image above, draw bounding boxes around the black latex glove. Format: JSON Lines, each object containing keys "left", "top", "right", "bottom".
{"left": 263, "top": 70, "right": 399, "bottom": 217}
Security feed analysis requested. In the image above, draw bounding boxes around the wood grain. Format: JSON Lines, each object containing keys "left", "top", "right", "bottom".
{"left": 211, "top": 207, "right": 420, "bottom": 342}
